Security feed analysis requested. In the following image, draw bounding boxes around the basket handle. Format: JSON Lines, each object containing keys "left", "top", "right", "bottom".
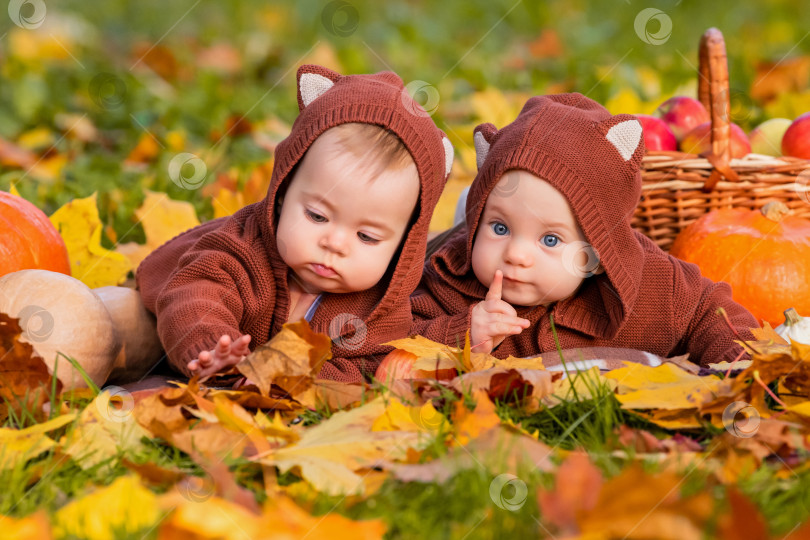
{"left": 697, "top": 28, "right": 738, "bottom": 190}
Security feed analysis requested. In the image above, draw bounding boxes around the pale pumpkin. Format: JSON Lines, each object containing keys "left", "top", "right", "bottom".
{"left": 0, "top": 269, "right": 120, "bottom": 389}
{"left": 670, "top": 202, "right": 810, "bottom": 327}
{"left": 93, "top": 286, "right": 163, "bottom": 383}
{"left": 775, "top": 308, "right": 810, "bottom": 345}
{"left": 0, "top": 191, "right": 71, "bottom": 278}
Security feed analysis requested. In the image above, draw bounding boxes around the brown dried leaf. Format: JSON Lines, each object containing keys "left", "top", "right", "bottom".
{"left": 0, "top": 313, "right": 61, "bottom": 423}
{"left": 236, "top": 321, "right": 331, "bottom": 398}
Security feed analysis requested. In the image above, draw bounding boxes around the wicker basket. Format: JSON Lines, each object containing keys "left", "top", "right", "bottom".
{"left": 631, "top": 28, "right": 810, "bottom": 251}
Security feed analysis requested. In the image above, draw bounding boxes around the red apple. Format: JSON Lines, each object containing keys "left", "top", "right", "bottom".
{"left": 375, "top": 349, "right": 417, "bottom": 382}
{"left": 749, "top": 118, "right": 792, "bottom": 156}
{"left": 782, "top": 112, "right": 810, "bottom": 159}
{"left": 654, "top": 96, "right": 711, "bottom": 141}
{"left": 680, "top": 121, "right": 751, "bottom": 158}
{"left": 636, "top": 114, "right": 678, "bottom": 151}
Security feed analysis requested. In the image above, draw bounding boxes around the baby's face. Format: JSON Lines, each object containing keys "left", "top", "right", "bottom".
{"left": 471, "top": 170, "right": 600, "bottom": 307}
{"left": 276, "top": 128, "right": 420, "bottom": 294}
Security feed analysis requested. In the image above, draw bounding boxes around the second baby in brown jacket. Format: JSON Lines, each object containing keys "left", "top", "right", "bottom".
{"left": 412, "top": 93, "right": 757, "bottom": 367}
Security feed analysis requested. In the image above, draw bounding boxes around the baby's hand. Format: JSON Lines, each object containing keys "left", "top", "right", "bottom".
{"left": 470, "top": 270, "right": 529, "bottom": 353}
{"left": 187, "top": 334, "right": 252, "bottom": 378}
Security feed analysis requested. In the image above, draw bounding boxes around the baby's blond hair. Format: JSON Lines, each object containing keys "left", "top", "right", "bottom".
{"left": 328, "top": 123, "right": 415, "bottom": 180}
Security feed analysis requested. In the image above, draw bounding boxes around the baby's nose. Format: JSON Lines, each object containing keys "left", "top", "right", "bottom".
{"left": 504, "top": 240, "right": 533, "bottom": 266}
{"left": 320, "top": 229, "right": 349, "bottom": 255}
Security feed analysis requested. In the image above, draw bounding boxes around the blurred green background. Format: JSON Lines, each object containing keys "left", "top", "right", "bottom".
{"left": 1, "top": 0, "right": 809, "bottom": 245}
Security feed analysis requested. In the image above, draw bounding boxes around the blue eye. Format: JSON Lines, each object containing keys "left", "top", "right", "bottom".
{"left": 542, "top": 234, "right": 559, "bottom": 247}
{"left": 491, "top": 222, "right": 509, "bottom": 236}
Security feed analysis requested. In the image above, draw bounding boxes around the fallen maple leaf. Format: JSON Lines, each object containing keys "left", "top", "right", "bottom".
{"left": 60, "top": 390, "right": 155, "bottom": 472}
{"left": 257, "top": 397, "right": 432, "bottom": 496}
{"left": 605, "top": 362, "right": 727, "bottom": 411}
{"left": 115, "top": 190, "right": 200, "bottom": 268}
{"left": 0, "top": 413, "right": 75, "bottom": 470}
{"left": 451, "top": 367, "right": 553, "bottom": 409}
{"left": 236, "top": 320, "right": 331, "bottom": 398}
{"left": 53, "top": 475, "right": 161, "bottom": 540}
{"left": 576, "top": 463, "right": 714, "bottom": 539}
{"left": 371, "top": 397, "right": 447, "bottom": 436}
{"left": 49, "top": 193, "right": 132, "bottom": 287}
{"left": 716, "top": 488, "right": 770, "bottom": 540}
{"left": 451, "top": 390, "right": 501, "bottom": 446}
{"left": 0, "top": 313, "right": 62, "bottom": 423}
{"left": 157, "top": 490, "right": 385, "bottom": 540}
{"left": 537, "top": 452, "right": 603, "bottom": 535}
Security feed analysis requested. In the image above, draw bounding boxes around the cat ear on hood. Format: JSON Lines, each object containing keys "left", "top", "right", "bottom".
{"left": 473, "top": 123, "right": 498, "bottom": 170}
{"left": 442, "top": 136, "right": 454, "bottom": 178}
{"left": 296, "top": 65, "right": 342, "bottom": 111}
{"left": 598, "top": 115, "right": 645, "bottom": 165}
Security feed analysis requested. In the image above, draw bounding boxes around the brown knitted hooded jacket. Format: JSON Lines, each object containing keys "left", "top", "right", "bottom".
{"left": 411, "top": 93, "right": 757, "bottom": 367}
{"left": 136, "top": 65, "right": 453, "bottom": 382}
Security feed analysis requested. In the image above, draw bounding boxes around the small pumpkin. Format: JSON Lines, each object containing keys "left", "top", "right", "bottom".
{"left": 93, "top": 286, "right": 163, "bottom": 383}
{"left": 0, "top": 191, "right": 70, "bottom": 278}
{"left": 670, "top": 202, "right": 810, "bottom": 326}
{"left": 775, "top": 308, "right": 810, "bottom": 345}
{"left": 0, "top": 269, "right": 120, "bottom": 389}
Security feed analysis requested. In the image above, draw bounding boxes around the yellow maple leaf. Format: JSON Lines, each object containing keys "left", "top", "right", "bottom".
{"left": 0, "top": 413, "right": 76, "bottom": 470}
{"left": 60, "top": 390, "right": 151, "bottom": 472}
{"left": 49, "top": 193, "right": 132, "bottom": 287}
{"left": 605, "top": 362, "right": 725, "bottom": 411}
{"left": 157, "top": 491, "right": 386, "bottom": 540}
{"left": 258, "top": 397, "right": 430, "bottom": 496}
{"left": 115, "top": 190, "right": 200, "bottom": 268}
{"left": 53, "top": 476, "right": 160, "bottom": 540}
{"left": 371, "top": 398, "right": 447, "bottom": 436}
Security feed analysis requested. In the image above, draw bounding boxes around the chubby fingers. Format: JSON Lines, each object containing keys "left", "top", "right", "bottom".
{"left": 488, "top": 315, "right": 529, "bottom": 336}
{"left": 233, "top": 334, "right": 252, "bottom": 354}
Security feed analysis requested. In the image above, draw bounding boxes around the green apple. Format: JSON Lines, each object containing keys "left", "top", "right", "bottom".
{"left": 749, "top": 118, "right": 792, "bottom": 157}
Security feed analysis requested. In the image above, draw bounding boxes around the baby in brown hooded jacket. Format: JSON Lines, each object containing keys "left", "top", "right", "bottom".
{"left": 136, "top": 65, "right": 453, "bottom": 383}
{"left": 412, "top": 93, "right": 757, "bottom": 367}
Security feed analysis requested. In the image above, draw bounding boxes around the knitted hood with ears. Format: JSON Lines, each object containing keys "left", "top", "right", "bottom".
{"left": 137, "top": 64, "right": 454, "bottom": 382}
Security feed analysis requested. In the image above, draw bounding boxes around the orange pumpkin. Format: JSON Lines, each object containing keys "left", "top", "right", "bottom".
{"left": 670, "top": 202, "right": 810, "bottom": 326}
{"left": 0, "top": 191, "right": 70, "bottom": 278}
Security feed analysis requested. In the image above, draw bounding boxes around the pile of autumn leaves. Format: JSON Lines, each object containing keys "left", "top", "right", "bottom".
{"left": 3, "top": 314, "right": 810, "bottom": 539}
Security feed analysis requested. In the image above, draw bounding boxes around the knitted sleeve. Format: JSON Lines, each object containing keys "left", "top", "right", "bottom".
{"left": 672, "top": 258, "right": 758, "bottom": 366}
{"left": 410, "top": 291, "right": 474, "bottom": 347}
{"left": 153, "top": 246, "right": 257, "bottom": 376}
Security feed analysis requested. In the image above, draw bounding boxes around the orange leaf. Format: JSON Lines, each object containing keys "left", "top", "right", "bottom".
{"left": 0, "top": 313, "right": 61, "bottom": 423}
